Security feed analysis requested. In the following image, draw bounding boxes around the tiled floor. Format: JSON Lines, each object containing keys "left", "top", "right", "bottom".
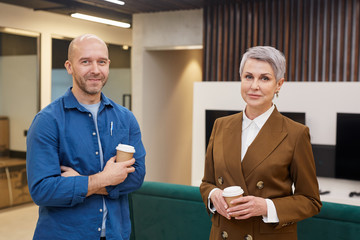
{"left": 0, "top": 202, "right": 38, "bottom": 240}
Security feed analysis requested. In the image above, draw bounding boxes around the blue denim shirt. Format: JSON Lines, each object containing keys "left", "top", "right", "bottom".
{"left": 26, "top": 88, "right": 146, "bottom": 240}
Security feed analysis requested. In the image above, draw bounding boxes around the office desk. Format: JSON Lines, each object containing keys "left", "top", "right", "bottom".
{"left": 317, "top": 176, "right": 360, "bottom": 206}
{"left": 0, "top": 157, "right": 32, "bottom": 209}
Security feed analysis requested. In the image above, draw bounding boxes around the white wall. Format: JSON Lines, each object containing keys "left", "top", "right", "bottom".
{"left": 132, "top": 10, "right": 203, "bottom": 184}
{"left": 191, "top": 82, "right": 360, "bottom": 186}
{"left": 142, "top": 50, "right": 202, "bottom": 184}
{"left": 132, "top": 9, "right": 203, "bottom": 127}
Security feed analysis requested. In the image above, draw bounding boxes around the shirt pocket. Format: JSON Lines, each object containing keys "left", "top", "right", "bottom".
{"left": 106, "top": 128, "right": 130, "bottom": 155}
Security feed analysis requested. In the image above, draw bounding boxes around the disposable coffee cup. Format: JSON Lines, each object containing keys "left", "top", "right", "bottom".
{"left": 222, "top": 186, "right": 244, "bottom": 207}
{"left": 116, "top": 144, "right": 135, "bottom": 162}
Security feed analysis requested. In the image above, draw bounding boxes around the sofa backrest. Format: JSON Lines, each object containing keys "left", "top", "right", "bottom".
{"left": 129, "top": 181, "right": 360, "bottom": 240}
{"left": 298, "top": 201, "right": 360, "bottom": 239}
{"left": 129, "top": 181, "right": 211, "bottom": 239}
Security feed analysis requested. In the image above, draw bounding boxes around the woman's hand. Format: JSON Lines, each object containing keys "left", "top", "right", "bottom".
{"left": 226, "top": 196, "right": 267, "bottom": 220}
{"left": 60, "top": 165, "right": 80, "bottom": 177}
{"left": 210, "top": 189, "right": 231, "bottom": 220}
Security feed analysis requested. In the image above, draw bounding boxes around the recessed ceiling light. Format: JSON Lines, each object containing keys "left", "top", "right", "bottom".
{"left": 71, "top": 13, "right": 130, "bottom": 28}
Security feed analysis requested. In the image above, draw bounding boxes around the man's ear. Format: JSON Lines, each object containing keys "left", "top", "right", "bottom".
{"left": 64, "top": 60, "right": 72, "bottom": 74}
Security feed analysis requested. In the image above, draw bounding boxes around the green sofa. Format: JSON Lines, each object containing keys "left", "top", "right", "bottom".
{"left": 129, "top": 181, "right": 360, "bottom": 240}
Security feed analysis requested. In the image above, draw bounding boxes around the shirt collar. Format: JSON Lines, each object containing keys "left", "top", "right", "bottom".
{"left": 63, "top": 87, "right": 113, "bottom": 111}
{"left": 242, "top": 104, "right": 275, "bottom": 130}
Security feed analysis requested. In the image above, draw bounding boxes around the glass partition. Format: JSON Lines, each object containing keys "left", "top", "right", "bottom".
{"left": 0, "top": 27, "right": 40, "bottom": 156}
{"left": 51, "top": 37, "right": 132, "bottom": 109}
{"left": 0, "top": 27, "right": 39, "bottom": 208}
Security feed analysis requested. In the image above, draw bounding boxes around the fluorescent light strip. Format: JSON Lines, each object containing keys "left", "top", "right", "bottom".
{"left": 103, "top": 0, "right": 125, "bottom": 5}
{"left": 2, "top": 27, "right": 40, "bottom": 37}
{"left": 71, "top": 13, "right": 130, "bottom": 28}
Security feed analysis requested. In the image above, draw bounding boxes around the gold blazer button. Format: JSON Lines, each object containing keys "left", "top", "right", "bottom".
{"left": 256, "top": 181, "right": 264, "bottom": 189}
{"left": 244, "top": 234, "right": 253, "bottom": 240}
{"left": 221, "top": 231, "right": 228, "bottom": 239}
{"left": 218, "top": 177, "right": 224, "bottom": 185}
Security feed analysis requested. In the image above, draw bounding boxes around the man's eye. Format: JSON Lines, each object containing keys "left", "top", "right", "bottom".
{"left": 81, "top": 60, "right": 89, "bottom": 64}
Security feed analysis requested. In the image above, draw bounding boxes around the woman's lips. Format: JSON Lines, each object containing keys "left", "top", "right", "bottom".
{"left": 248, "top": 93, "right": 261, "bottom": 98}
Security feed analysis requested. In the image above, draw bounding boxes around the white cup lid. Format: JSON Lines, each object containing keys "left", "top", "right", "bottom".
{"left": 222, "top": 186, "right": 244, "bottom": 197}
{"left": 116, "top": 144, "right": 135, "bottom": 153}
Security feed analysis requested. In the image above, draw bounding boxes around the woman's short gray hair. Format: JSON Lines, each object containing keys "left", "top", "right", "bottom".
{"left": 239, "top": 46, "right": 286, "bottom": 81}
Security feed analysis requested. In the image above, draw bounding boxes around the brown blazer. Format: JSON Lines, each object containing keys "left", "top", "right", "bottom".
{"left": 200, "top": 107, "right": 322, "bottom": 240}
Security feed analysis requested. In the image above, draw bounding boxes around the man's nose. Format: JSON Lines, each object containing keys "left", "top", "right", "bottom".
{"left": 90, "top": 62, "right": 100, "bottom": 74}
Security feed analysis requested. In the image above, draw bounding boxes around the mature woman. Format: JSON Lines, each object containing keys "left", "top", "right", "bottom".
{"left": 200, "top": 46, "right": 321, "bottom": 240}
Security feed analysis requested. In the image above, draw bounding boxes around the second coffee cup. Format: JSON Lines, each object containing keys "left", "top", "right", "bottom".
{"left": 222, "top": 186, "right": 244, "bottom": 207}
{"left": 116, "top": 144, "right": 135, "bottom": 162}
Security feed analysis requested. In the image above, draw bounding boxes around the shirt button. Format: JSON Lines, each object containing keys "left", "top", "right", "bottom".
{"left": 92, "top": 132, "right": 96, "bottom": 136}
{"left": 98, "top": 228, "right": 101, "bottom": 232}
{"left": 95, "top": 151, "right": 99, "bottom": 155}
{"left": 89, "top": 114, "right": 92, "bottom": 117}
{"left": 99, "top": 209, "right": 103, "bottom": 212}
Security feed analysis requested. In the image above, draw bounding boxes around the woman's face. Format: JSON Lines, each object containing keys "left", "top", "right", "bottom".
{"left": 240, "top": 58, "right": 284, "bottom": 116}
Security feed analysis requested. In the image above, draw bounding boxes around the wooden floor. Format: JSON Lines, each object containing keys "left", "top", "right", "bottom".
{"left": 0, "top": 202, "right": 37, "bottom": 240}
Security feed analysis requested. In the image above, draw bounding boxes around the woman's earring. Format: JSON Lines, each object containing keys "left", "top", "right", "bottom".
{"left": 275, "top": 91, "right": 279, "bottom": 98}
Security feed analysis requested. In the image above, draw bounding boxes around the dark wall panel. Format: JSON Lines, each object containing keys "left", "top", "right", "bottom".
{"left": 203, "top": 0, "right": 360, "bottom": 82}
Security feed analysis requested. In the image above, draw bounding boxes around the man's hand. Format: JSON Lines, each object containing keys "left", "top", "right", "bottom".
{"left": 86, "top": 156, "right": 135, "bottom": 197}
{"left": 101, "top": 157, "right": 135, "bottom": 186}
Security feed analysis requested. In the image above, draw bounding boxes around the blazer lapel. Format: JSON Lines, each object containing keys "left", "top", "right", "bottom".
{"left": 241, "top": 108, "right": 288, "bottom": 180}
{"left": 222, "top": 112, "right": 249, "bottom": 194}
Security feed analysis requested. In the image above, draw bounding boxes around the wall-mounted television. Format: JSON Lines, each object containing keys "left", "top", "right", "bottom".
{"left": 205, "top": 110, "right": 240, "bottom": 150}
{"left": 205, "top": 110, "right": 306, "bottom": 150}
{"left": 335, "top": 113, "right": 360, "bottom": 181}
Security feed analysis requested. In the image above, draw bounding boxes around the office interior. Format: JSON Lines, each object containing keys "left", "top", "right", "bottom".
{"left": 0, "top": 0, "right": 359, "bottom": 239}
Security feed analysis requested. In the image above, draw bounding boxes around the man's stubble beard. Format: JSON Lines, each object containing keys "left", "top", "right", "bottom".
{"left": 74, "top": 74, "right": 108, "bottom": 96}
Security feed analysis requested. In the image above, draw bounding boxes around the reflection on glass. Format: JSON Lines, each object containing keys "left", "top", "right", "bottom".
{"left": 0, "top": 28, "right": 39, "bottom": 155}
{"left": 51, "top": 38, "right": 72, "bottom": 100}
{"left": 51, "top": 37, "right": 132, "bottom": 109}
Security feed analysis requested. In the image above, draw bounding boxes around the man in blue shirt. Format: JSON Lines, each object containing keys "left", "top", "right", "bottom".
{"left": 26, "top": 34, "right": 146, "bottom": 240}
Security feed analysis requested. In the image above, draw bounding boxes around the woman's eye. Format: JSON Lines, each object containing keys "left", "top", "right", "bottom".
{"left": 261, "top": 76, "right": 270, "bottom": 81}
{"left": 245, "top": 75, "right": 253, "bottom": 80}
